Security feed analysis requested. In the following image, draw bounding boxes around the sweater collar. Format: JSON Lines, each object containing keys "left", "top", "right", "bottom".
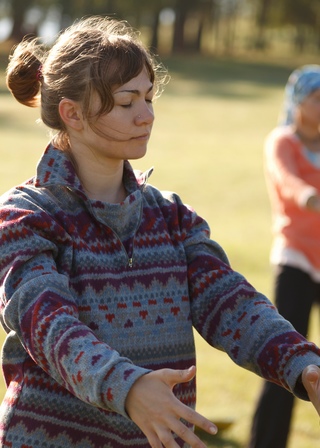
{"left": 35, "top": 143, "right": 153, "bottom": 199}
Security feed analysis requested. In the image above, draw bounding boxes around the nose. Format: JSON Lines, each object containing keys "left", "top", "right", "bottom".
{"left": 136, "top": 106, "right": 154, "bottom": 125}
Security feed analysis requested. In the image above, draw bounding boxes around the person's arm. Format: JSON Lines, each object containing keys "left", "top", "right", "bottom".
{"left": 0, "top": 199, "right": 149, "bottom": 417}
{"left": 265, "top": 130, "right": 320, "bottom": 210}
{"left": 168, "top": 193, "right": 320, "bottom": 398}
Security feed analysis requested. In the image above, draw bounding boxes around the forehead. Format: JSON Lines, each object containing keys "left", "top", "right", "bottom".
{"left": 113, "top": 68, "right": 153, "bottom": 94}
{"left": 305, "top": 88, "right": 320, "bottom": 101}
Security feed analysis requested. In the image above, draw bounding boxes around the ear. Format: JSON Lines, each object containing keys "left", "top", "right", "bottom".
{"left": 59, "top": 98, "right": 83, "bottom": 131}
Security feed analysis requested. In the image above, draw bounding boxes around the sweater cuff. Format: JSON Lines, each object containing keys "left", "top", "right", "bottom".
{"left": 100, "top": 362, "right": 152, "bottom": 417}
{"left": 285, "top": 352, "right": 320, "bottom": 401}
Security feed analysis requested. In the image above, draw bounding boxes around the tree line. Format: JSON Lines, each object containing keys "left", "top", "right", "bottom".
{"left": 1, "top": 0, "right": 319, "bottom": 55}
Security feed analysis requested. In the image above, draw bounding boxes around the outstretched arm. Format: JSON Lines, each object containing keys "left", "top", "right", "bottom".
{"left": 125, "top": 366, "right": 217, "bottom": 448}
{"left": 302, "top": 365, "right": 320, "bottom": 414}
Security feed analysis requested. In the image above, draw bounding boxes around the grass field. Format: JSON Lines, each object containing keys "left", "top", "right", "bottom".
{"left": 0, "top": 53, "right": 320, "bottom": 447}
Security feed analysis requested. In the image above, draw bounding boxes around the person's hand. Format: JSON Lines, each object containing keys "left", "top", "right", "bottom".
{"left": 125, "top": 365, "right": 217, "bottom": 448}
{"left": 306, "top": 194, "right": 320, "bottom": 212}
{"left": 302, "top": 364, "right": 320, "bottom": 414}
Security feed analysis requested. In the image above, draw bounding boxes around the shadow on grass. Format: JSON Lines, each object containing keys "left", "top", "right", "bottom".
{"left": 161, "top": 55, "right": 294, "bottom": 100}
{"left": 196, "top": 427, "right": 242, "bottom": 447}
{"left": 163, "top": 55, "right": 293, "bottom": 86}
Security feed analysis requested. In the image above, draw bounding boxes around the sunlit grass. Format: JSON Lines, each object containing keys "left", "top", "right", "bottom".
{"left": 0, "top": 55, "right": 319, "bottom": 447}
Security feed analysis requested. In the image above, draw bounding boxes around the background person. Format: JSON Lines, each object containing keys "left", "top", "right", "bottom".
{"left": 248, "top": 65, "right": 320, "bottom": 448}
{"left": 1, "top": 18, "right": 320, "bottom": 448}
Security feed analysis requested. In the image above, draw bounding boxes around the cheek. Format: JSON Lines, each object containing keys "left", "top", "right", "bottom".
{"left": 99, "top": 112, "right": 132, "bottom": 135}
{"left": 310, "top": 105, "right": 320, "bottom": 120}
{"left": 301, "top": 104, "right": 320, "bottom": 122}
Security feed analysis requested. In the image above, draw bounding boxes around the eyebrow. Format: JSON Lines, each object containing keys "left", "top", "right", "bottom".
{"left": 114, "top": 85, "right": 153, "bottom": 95}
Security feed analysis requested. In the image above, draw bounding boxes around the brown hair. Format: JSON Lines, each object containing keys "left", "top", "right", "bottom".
{"left": 6, "top": 16, "right": 169, "bottom": 149}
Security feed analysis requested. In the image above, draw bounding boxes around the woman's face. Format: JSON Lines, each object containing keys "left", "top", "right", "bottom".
{"left": 298, "top": 88, "right": 320, "bottom": 128}
{"left": 71, "top": 67, "right": 155, "bottom": 164}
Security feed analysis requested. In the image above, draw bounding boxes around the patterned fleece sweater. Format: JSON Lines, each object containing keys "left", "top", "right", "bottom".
{"left": 0, "top": 144, "right": 319, "bottom": 448}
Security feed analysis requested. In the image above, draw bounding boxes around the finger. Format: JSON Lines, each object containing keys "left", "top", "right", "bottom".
{"left": 164, "top": 365, "right": 197, "bottom": 389}
{"left": 146, "top": 431, "right": 168, "bottom": 448}
{"left": 169, "top": 419, "right": 211, "bottom": 448}
{"left": 179, "top": 405, "right": 218, "bottom": 437}
{"left": 157, "top": 427, "right": 184, "bottom": 448}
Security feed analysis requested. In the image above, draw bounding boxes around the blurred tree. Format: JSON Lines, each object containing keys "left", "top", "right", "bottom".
{"left": 172, "top": 0, "right": 197, "bottom": 52}
{"left": 172, "top": 0, "right": 218, "bottom": 53}
{"left": 202, "top": 0, "right": 243, "bottom": 55}
{"left": 254, "top": 0, "right": 273, "bottom": 49}
{"left": 4, "top": 0, "right": 319, "bottom": 55}
{"left": 4, "top": 0, "right": 35, "bottom": 41}
{"left": 252, "top": 0, "right": 320, "bottom": 52}
{"left": 279, "top": 0, "right": 320, "bottom": 52}
{"left": 196, "top": 0, "right": 216, "bottom": 52}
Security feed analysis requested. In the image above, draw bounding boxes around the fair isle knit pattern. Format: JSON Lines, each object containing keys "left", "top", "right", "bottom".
{"left": 0, "top": 144, "right": 319, "bottom": 448}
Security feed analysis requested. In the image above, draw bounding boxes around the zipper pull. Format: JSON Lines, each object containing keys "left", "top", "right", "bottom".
{"left": 128, "top": 258, "right": 133, "bottom": 268}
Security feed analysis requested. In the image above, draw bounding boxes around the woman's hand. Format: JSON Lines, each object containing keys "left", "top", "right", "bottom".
{"left": 302, "top": 364, "right": 320, "bottom": 414}
{"left": 125, "top": 365, "right": 217, "bottom": 448}
{"left": 306, "top": 194, "right": 320, "bottom": 212}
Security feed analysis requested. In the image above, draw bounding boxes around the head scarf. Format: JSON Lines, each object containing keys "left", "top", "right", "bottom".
{"left": 279, "top": 64, "right": 320, "bottom": 126}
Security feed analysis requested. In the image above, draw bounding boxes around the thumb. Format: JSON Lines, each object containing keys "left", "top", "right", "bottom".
{"left": 302, "top": 365, "right": 320, "bottom": 386}
{"left": 165, "top": 365, "right": 197, "bottom": 388}
{"left": 302, "top": 365, "right": 320, "bottom": 415}
{"left": 182, "top": 365, "right": 197, "bottom": 382}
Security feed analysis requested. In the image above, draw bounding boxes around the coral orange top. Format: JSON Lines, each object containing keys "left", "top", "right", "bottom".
{"left": 264, "top": 126, "right": 320, "bottom": 276}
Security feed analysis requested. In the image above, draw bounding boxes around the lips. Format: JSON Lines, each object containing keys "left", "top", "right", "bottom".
{"left": 132, "top": 133, "right": 150, "bottom": 140}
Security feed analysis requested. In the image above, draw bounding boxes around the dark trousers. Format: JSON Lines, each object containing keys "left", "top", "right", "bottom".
{"left": 247, "top": 265, "right": 320, "bottom": 448}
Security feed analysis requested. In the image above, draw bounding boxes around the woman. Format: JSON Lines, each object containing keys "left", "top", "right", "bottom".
{"left": 1, "top": 17, "right": 320, "bottom": 448}
{"left": 248, "top": 65, "right": 320, "bottom": 448}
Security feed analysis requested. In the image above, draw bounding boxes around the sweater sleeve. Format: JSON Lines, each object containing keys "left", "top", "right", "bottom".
{"left": 174, "top": 195, "right": 320, "bottom": 400}
{"left": 0, "top": 190, "right": 150, "bottom": 417}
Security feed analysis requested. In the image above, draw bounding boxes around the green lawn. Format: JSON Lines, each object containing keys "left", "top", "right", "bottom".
{"left": 0, "top": 54, "right": 319, "bottom": 447}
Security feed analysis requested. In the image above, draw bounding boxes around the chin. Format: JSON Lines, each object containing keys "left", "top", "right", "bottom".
{"left": 128, "top": 147, "right": 148, "bottom": 160}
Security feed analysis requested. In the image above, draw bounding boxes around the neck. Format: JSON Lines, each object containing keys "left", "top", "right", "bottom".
{"left": 70, "top": 152, "right": 126, "bottom": 203}
{"left": 81, "top": 165, "right": 127, "bottom": 203}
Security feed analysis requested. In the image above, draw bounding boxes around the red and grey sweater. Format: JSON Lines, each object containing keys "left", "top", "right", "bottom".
{"left": 0, "top": 144, "right": 319, "bottom": 447}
